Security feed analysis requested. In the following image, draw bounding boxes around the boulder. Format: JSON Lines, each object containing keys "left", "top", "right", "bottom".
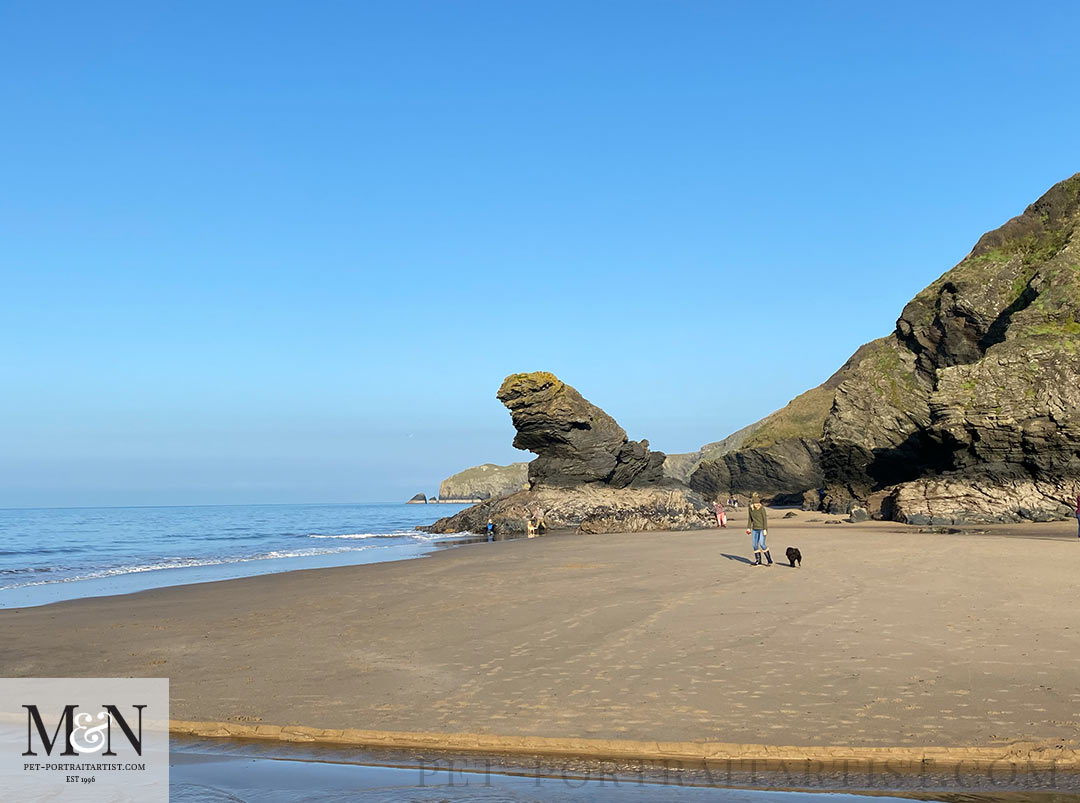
{"left": 848, "top": 506, "right": 869, "bottom": 523}
{"left": 801, "top": 489, "right": 823, "bottom": 511}
{"left": 884, "top": 472, "right": 1075, "bottom": 525}
{"left": 821, "top": 486, "right": 855, "bottom": 515}
{"left": 497, "top": 372, "right": 667, "bottom": 489}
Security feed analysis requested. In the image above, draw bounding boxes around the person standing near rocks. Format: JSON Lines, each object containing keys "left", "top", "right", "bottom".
{"left": 746, "top": 493, "right": 772, "bottom": 566}
{"left": 713, "top": 499, "right": 727, "bottom": 528}
{"left": 1075, "top": 493, "right": 1080, "bottom": 538}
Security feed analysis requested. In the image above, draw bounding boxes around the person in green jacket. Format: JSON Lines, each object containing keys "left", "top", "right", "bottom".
{"left": 745, "top": 493, "right": 772, "bottom": 566}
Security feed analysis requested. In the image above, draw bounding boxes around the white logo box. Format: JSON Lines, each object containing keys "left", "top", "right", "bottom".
{"left": 0, "top": 678, "right": 168, "bottom": 802}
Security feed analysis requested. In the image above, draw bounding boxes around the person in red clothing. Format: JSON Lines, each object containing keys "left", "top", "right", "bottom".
{"left": 713, "top": 499, "right": 727, "bottom": 528}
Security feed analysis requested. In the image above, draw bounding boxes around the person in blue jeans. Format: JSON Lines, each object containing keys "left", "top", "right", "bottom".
{"left": 745, "top": 492, "right": 772, "bottom": 566}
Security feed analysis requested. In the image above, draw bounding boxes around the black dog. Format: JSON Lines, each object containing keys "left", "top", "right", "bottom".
{"left": 785, "top": 547, "right": 802, "bottom": 568}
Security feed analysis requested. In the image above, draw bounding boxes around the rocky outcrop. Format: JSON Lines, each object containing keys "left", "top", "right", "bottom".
{"left": 428, "top": 175, "right": 1080, "bottom": 527}
{"left": 687, "top": 438, "right": 823, "bottom": 502}
{"left": 683, "top": 172, "right": 1080, "bottom": 523}
{"left": 816, "top": 172, "right": 1080, "bottom": 522}
{"left": 438, "top": 462, "right": 529, "bottom": 501}
{"left": 680, "top": 342, "right": 888, "bottom": 504}
{"left": 425, "top": 372, "right": 710, "bottom": 534}
{"left": 497, "top": 372, "right": 667, "bottom": 489}
{"left": 406, "top": 493, "right": 427, "bottom": 504}
{"left": 884, "top": 473, "right": 1075, "bottom": 525}
{"left": 423, "top": 485, "right": 712, "bottom": 535}
{"left": 661, "top": 421, "right": 766, "bottom": 482}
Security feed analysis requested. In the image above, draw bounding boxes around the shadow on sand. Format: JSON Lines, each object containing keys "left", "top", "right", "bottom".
{"left": 722, "top": 553, "right": 800, "bottom": 568}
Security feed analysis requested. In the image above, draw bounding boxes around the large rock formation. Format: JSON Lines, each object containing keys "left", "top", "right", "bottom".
{"left": 429, "top": 175, "right": 1080, "bottom": 527}
{"left": 688, "top": 437, "right": 823, "bottom": 503}
{"left": 687, "top": 173, "right": 1079, "bottom": 522}
{"left": 425, "top": 372, "right": 710, "bottom": 534}
{"left": 818, "top": 172, "right": 1080, "bottom": 522}
{"left": 497, "top": 372, "right": 667, "bottom": 489}
{"left": 683, "top": 354, "right": 862, "bottom": 502}
{"left": 424, "top": 485, "right": 711, "bottom": 535}
{"left": 438, "top": 462, "right": 529, "bottom": 501}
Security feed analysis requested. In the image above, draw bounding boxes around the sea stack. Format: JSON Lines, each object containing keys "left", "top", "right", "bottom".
{"left": 497, "top": 372, "right": 667, "bottom": 489}
{"left": 425, "top": 372, "right": 710, "bottom": 534}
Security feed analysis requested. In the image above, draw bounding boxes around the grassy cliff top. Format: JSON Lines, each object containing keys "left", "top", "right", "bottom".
{"left": 900, "top": 172, "right": 1080, "bottom": 336}
{"left": 737, "top": 337, "right": 896, "bottom": 449}
{"left": 740, "top": 385, "right": 835, "bottom": 449}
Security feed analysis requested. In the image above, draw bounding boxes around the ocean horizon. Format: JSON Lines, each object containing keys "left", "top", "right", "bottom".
{"left": 0, "top": 501, "right": 470, "bottom": 608}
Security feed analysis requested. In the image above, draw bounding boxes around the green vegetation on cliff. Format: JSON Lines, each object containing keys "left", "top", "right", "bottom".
{"left": 740, "top": 385, "right": 834, "bottom": 449}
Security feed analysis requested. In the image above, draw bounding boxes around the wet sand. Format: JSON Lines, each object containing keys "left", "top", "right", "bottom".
{"left": 4, "top": 515, "right": 1080, "bottom": 762}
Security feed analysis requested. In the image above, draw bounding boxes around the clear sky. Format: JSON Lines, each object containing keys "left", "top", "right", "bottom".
{"left": 2, "top": 1, "right": 1078, "bottom": 507}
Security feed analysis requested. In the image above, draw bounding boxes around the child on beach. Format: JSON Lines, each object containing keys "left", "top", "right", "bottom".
{"left": 746, "top": 493, "right": 772, "bottom": 566}
{"left": 713, "top": 500, "right": 727, "bottom": 528}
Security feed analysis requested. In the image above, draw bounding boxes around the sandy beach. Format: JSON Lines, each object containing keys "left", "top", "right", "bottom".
{"left": 4, "top": 515, "right": 1080, "bottom": 763}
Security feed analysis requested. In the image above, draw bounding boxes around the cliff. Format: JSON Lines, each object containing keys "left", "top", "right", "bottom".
{"left": 821, "top": 172, "right": 1080, "bottom": 522}
{"left": 691, "top": 172, "right": 1080, "bottom": 523}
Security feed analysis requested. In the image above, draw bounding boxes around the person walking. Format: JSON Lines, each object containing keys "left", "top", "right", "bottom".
{"left": 745, "top": 492, "right": 772, "bottom": 566}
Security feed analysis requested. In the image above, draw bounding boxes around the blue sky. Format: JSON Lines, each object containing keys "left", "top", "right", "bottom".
{"left": 2, "top": 1, "right": 1077, "bottom": 507}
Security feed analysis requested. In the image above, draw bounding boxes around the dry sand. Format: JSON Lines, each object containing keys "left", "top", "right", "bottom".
{"left": 3, "top": 515, "right": 1080, "bottom": 760}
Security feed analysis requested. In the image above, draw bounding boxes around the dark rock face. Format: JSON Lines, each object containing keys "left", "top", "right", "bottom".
{"left": 817, "top": 172, "right": 1080, "bottom": 523}
{"left": 497, "top": 372, "right": 667, "bottom": 489}
{"left": 685, "top": 459, "right": 730, "bottom": 501}
{"left": 406, "top": 493, "right": 427, "bottom": 504}
{"left": 423, "top": 486, "right": 711, "bottom": 535}
{"left": 688, "top": 438, "right": 823, "bottom": 502}
{"left": 423, "top": 372, "right": 709, "bottom": 535}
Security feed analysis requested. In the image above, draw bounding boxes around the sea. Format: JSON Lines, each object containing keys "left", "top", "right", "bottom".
{"left": 0, "top": 502, "right": 470, "bottom": 608}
